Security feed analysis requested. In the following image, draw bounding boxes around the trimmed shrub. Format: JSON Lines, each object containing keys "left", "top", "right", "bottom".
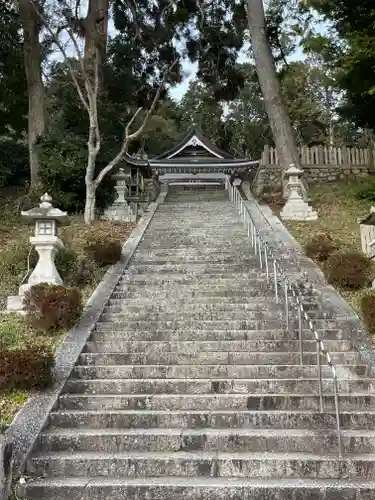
{"left": 84, "top": 239, "right": 122, "bottom": 267}
{"left": 24, "top": 283, "right": 83, "bottom": 332}
{"left": 355, "top": 181, "right": 375, "bottom": 202}
{"left": 305, "top": 232, "right": 337, "bottom": 262}
{"left": 0, "top": 343, "right": 54, "bottom": 391}
{"left": 56, "top": 246, "right": 79, "bottom": 282}
{"left": 325, "top": 251, "right": 371, "bottom": 290}
{"left": 360, "top": 292, "right": 375, "bottom": 335}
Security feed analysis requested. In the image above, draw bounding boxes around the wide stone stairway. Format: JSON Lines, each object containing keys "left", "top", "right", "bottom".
{"left": 25, "top": 186, "right": 375, "bottom": 499}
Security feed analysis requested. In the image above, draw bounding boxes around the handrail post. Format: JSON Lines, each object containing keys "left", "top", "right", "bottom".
{"left": 298, "top": 303, "right": 303, "bottom": 365}
{"left": 259, "top": 238, "right": 263, "bottom": 269}
{"left": 284, "top": 280, "right": 289, "bottom": 331}
{"left": 332, "top": 372, "right": 343, "bottom": 458}
{"left": 273, "top": 259, "right": 279, "bottom": 303}
{"left": 264, "top": 246, "right": 269, "bottom": 282}
{"left": 316, "top": 340, "right": 324, "bottom": 412}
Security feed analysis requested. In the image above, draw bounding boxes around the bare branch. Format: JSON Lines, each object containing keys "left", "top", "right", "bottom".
{"left": 94, "top": 57, "right": 179, "bottom": 187}
{"left": 125, "top": 107, "right": 143, "bottom": 137}
{"left": 126, "top": 57, "right": 179, "bottom": 144}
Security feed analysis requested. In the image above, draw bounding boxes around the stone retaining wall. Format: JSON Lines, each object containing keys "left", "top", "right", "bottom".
{"left": 253, "top": 164, "right": 373, "bottom": 194}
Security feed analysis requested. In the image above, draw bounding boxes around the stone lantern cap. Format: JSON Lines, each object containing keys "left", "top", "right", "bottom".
{"left": 21, "top": 193, "right": 68, "bottom": 225}
{"left": 358, "top": 207, "right": 375, "bottom": 226}
{"left": 111, "top": 168, "right": 130, "bottom": 181}
{"left": 285, "top": 164, "right": 303, "bottom": 177}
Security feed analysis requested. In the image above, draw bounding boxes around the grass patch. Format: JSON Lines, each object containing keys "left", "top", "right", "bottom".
{"left": 0, "top": 390, "right": 28, "bottom": 428}
{"left": 0, "top": 187, "right": 136, "bottom": 426}
{"left": 276, "top": 181, "right": 375, "bottom": 314}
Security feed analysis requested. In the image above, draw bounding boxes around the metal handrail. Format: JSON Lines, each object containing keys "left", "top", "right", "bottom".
{"left": 225, "top": 178, "right": 343, "bottom": 458}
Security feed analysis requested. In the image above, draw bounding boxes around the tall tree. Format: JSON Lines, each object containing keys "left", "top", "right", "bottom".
{"left": 247, "top": 0, "right": 304, "bottom": 194}
{"left": 178, "top": 80, "right": 224, "bottom": 143}
{"left": 17, "top": 0, "right": 46, "bottom": 187}
{"left": 226, "top": 63, "right": 271, "bottom": 158}
{"left": 300, "top": 1, "right": 375, "bottom": 131}
{"left": 0, "top": 0, "right": 28, "bottom": 136}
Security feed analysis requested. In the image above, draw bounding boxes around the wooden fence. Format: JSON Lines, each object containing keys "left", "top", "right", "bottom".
{"left": 261, "top": 145, "right": 374, "bottom": 166}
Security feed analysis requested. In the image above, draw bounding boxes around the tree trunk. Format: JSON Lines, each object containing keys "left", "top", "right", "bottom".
{"left": 246, "top": 0, "right": 305, "bottom": 197}
{"left": 18, "top": 0, "right": 46, "bottom": 188}
{"left": 84, "top": 181, "right": 97, "bottom": 224}
{"left": 84, "top": 0, "right": 109, "bottom": 86}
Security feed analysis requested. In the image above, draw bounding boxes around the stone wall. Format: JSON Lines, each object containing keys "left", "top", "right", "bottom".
{"left": 253, "top": 163, "right": 373, "bottom": 194}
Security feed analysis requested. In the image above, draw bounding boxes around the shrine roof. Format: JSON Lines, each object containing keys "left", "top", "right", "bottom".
{"left": 123, "top": 127, "right": 258, "bottom": 170}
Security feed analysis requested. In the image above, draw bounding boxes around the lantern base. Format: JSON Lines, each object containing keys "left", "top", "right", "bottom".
{"left": 102, "top": 202, "right": 137, "bottom": 222}
{"left": 6, "top": 295, "right": 26, "bottom": 314}
{"left": 280, "top": 196, "right": 318, "bottom": 221}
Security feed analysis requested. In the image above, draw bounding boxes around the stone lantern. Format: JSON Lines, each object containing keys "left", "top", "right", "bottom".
{"left": 102, "top": 168, "right": 136, "bottom": 222}
{"left": 358, "top": 207, "right": 375, "bottom": 258}
{"left": 7, "top": 193, "right": 68, "bottom": 312}
{"left": 112, "top": 168, "right": 130, "bottom": 204}
{"left": 280, "top": 165, "right": 318, "bottom": 221}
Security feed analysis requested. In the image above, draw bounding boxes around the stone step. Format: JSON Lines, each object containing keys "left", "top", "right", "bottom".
{"left": 72, "top": 363, "right": 368, "bottom": 380}
{"left": 116, "top": 284, "right": 272, "bottom": 295}
{"left": 36, "top": 428, "right": 375, "bottom": 455}
{"left": 62, "top": 378, "right": 375, "bottom": 395}
{"left": 147, "top": 228, "right": 246, "bottom": 234}
{"left": 23, "top": 476, "right": 375, "bottom": 500}
{"left": 83, "top": 339, "right": 354, "bottom": 354}
{"left": 57, "top": 392, "right": 375, "bottom": 411}
{"left": 28, "top": 450, "right": 375, "bottom": 480}
{"left": 107, "top": 298, "right": 277, "bottom": 307}
{"left": 114, "top": 289, "right": 277, "bottom": 299}
{"left": 131, "top": 250, "right": 252, "bottom": 257}
{"left": 116, "top": 276, "right": 270, "bottom": 287}
{"left": 135, "top": 244, "right": 257, "bottom": 251}
{"left": 48, "top": 409, "right": 375, "bottom": 430}
{"left": 100, "top": 310, "right": 285, "bottom": 322}
{"left": 104, "top": 301, "right": 279, "bottom": 313}
{"left": 94, "top": 319, "right": 339, "bottom": 331}
{"left": 127, "top": 263, "right": 259, "bottom": 272}
{"left": 120, "top": 273, "right": 266, "bottom": 283}
{"left": 89, "top": 328, "right": 351, "bottom": 342}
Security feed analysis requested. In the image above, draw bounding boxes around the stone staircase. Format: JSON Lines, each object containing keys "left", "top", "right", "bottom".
{"left": 24, "top": 186, "right": 375, "bottom": 499}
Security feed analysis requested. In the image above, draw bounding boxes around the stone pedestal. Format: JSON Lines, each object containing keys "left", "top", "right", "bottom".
{"left": 6, "top": 193, "right": 68, "bottom": 313}
{"left": 358, "top": 207, "right": 375, "bottom": 258}
{"left": 103, "top": 168, "right": 137, "bottom": 222}
{"left": 280, "top": 166, "right": 317, "bottom": 221}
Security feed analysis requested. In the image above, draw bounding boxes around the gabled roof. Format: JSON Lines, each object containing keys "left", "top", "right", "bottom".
{"left": 155, "top": 127, "right": 233, "bottom": 160}
{"left": 122, "top": 126, "right": 258, "bottom": 172}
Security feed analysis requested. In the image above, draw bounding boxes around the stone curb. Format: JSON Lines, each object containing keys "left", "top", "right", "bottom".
{"left": 4, "top": 191, "right": 167, "bottom": 482}
{"left": 241, "top": 182, "right": 375, "bottom": 372}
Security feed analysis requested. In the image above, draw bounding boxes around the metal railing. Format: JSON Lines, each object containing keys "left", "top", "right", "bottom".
{"left": 225, "top": 177, "right": 343, "bottom": 458}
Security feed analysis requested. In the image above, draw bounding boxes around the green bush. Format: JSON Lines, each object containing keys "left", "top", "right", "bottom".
{"left": 84, "top": 239, "right": 122, "bottom": 267}
{"left": 355, "top": 181, "right": 375, "bottom": 202}
{"left": 0, "top": 241, "right": 38, "bottom": 282}
{"left": 0, "top": 137, "right": 29, "bottom": 188}
{"left": 0, "top": 342, "right": 54, "bottom": 392}
{"left": 325, "top": 251, "right": 371, "bottom": 290}
{"left": 360, "top": 292, "right": 375, "bottom": 335}
{"left": 305, "top": 232, "right": 337, "bottom": 262}
{"left": 38, "top": 133, "right": 114, "bottom": 213}
{"left": 56, "top": 246, "right": 79, "bottom": 282}
{"left": 24, "top": 283, "right": 83, "bottom": 332}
